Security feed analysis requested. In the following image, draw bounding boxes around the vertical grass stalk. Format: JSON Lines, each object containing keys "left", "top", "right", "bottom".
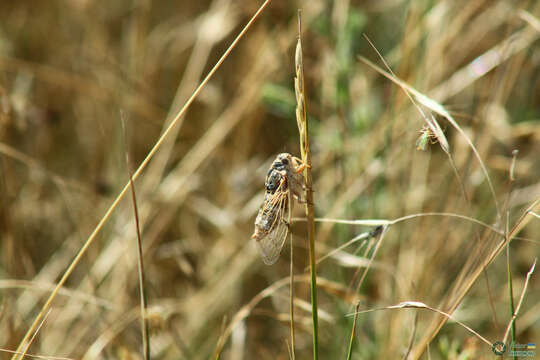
{"left": 288, "top": 190, "right": 296, "bottom": 359}
{"left": 505, "top": 214, "right": 516, "bottom": 360}
{"left": 123, "top": 126, "right": 151, "bottom": 360}
{"left": 121, "top": 114, "right": 151, "bottom": 360}
{"left": 294, "top": 11, "right": 319, "bottom": 360}
{"left": 346, "top": 302, "right": 361, "bottom": 360}
{"left": 506, "top": 152, "right": 518, "bottom": 359}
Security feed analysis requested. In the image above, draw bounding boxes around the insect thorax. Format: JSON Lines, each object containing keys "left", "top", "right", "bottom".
{"left": 265, "top": 169, "right": 283, "bottom": 193}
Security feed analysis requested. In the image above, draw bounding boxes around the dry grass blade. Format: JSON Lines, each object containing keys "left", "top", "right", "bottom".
{"left": 349, "top": 301, "right": 494, "bottom": 348}
{"left": 129, "top": 178, "right": 150, "bottom": 360}
{"left": 389, "top": 213, "right": 503, "bottom": 233}
{"left": 121, "top": 114, "right": 150, "bottom": 360}
{"left": 9, "top": 1, "right": 272, "bottom": 358}
{"left": 502, "top": 258, "right": 537, "bottom": 344}
{"left": 307, "top": 218, "right": 389, "bottom": 226}
{"left": 305, "top": 212, "right": 503, "bottom": 235}
{"left": 20, "top": 309, "right": 52, "bottom": 360}
{"left": 0, "top": 348, "right": 74, "bottom": 360}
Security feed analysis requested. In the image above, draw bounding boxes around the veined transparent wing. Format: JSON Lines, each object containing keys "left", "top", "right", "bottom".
{"left": 256, "top": 216, "right": 289, "bottom": 265}
{"left": 254, "top": 187, "right": 290, "bottom": 265}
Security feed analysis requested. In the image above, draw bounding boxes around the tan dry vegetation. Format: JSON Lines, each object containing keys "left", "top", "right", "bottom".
{"left": 0, "top": 1, "right": 539, "bottom": 359}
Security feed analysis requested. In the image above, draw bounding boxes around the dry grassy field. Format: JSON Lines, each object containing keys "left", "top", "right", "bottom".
{"left": 0, "top": 1, "right": 539, "bottom": 359}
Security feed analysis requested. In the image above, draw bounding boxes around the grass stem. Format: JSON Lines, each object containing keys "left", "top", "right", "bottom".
{"left": 294, "top": 10, "right": 319, "bottom": 360}
{"left": 121, "top": 115, "right": 151, "bottom": 360}
{"left": 288, "top": 190, "right": 296, "bottom": 359}
{"left": 505, "top": 213, "right": 516, "bottom": 360}
{"left": 346, "top": 302, "right": 360, "bottom": 360}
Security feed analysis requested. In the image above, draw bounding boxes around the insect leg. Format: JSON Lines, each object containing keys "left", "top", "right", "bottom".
{"left": 291, "top": 156, "right": 310, "bottom": 173}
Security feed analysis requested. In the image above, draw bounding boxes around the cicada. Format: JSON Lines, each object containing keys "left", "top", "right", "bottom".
{"left": 252, "top": 153, "right": 307, "bottom": 265}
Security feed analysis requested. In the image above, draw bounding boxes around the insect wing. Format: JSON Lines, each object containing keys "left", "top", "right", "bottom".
{"left": 256, "top": 215, "right": 288, "bottom": 265}
{"left": 255, "top": 188, "right": 289, "bottom": 265}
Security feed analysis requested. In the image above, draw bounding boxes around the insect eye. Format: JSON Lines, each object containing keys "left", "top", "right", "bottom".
{"left": 281, "top": 158, "right": 289, "bottom": 165}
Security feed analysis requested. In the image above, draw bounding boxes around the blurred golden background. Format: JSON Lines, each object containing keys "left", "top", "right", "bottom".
{"left": 0, "top": 0, "right": 539, "bottom": 359}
